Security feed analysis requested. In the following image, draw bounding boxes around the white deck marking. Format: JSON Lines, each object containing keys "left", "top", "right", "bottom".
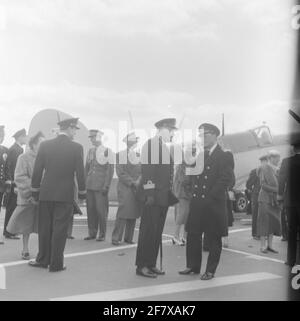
{"left": 223, "top": 248, "right": 285, "bottom": 264}
{"left": 51, "top": 272, "right": 282, "bottom": 301}
{"left": 0, "top": 239, "right": 172, "bottom": 267}
{"left": 157, "top": 227, "right": 251, "bottom": 239}
{"left": 228, "top": 228, "right": 251, "bottom": 233}
{"left": 0, "top": 265, "right": 6, "bottom": 289}
{"left": 0, "top": 227, "right": 284, "bottom": 267}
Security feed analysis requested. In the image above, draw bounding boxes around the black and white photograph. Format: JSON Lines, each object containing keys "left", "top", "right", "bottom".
{"left": 0, "top": 0, "right": 300, "bottom": 305}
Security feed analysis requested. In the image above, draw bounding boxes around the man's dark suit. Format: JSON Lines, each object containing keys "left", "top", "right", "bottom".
{"left": 0, "top": 145, "right": 8, "bottom": 207}
{"left": 136, "top": 136, "right": 177, "bottom": 269}
{"left": 3, "top": 143, "right": 23, "bottom": 236}
{"left": 278, "top": 154, "right": 300, "bottom": 266}
{"left": 185, "top": 145, "right": 234, "bottom": 275}
{"left": 31, "top": 134, "right": 86, "bottom": 271}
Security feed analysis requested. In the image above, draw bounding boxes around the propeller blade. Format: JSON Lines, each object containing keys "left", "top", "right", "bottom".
{"left": 289, "top": 109, "right": 300, "bottom": 124}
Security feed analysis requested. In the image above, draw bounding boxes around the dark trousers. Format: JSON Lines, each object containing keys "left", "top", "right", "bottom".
{"left": 281, "top": 208, "right": 288, "bottom": 240}
{"left": 36, "top": 201, "right": 73, "bottom": 270}
{"left": 203, "top": 233, "right": 210, "bottom": 250}
{"left": 67, "top": 214, "right": 74, "bottom": 238}
{"left": 3, "top": 192, "right": 17, "bottom": 236}
{"left": 86, "top": 190, "right": 108, "bottom": 238}
{"left": 251, "top": 194, "right": 259, "bottom": 237}
{"left": 286, "top": 205, "right": 300, "bottom": 266}
{"left": 136, "top": 205, "right": 168, "bottom": 268}
{"left": 0, "top": 192, "right": 4, "bottom": 207}
{"left": 186, "top": 232, "right": 222, "bottom": 274}
{"left": 112, "top": 218, "right": 136, "bottom": 243}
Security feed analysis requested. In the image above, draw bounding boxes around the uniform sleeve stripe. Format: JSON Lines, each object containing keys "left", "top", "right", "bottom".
{"left": 31, "top": 187, "right": 40, "bottom": 192}
{"left": 78, "top": 190, "right": 87, "bottom": 195}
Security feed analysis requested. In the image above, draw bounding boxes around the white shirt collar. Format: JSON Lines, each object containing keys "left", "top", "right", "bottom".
{"left": 58, "top": 132, "right": 68, "bottom": 137}
{"left": 209, "top": 143, "right": 218, "bottom": 155}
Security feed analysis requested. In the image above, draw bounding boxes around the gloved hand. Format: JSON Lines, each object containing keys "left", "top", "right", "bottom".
{"left": 28, "top": 196, "right": 38, "bottom": 205}
{"left": 102, "top": 187, "right": 109, "bottom": 196}
{"left": 131, "top": 180, "right": 139, "bottom": 191}
{"left": 145, "top": 195, "right": 155, "bottom": 206}
{"left": 4, "top": 181, "right": 12, "bottom": 193}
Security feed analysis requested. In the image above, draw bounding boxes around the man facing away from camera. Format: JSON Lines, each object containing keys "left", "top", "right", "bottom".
{"left": 84, "top": 129, "right": 114, "bottom": 242}
{"left": 179, "top": 123, "right": 234, "bottom": 280}
{"left": 135, "top": 118, "right": 179, "bottom": 278}
{"left": 29, "top": 118, "right": 86, "bottom": 272}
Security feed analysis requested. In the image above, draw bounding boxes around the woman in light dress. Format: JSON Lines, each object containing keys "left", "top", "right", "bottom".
{"left": 7, "top": 132, "right": 45, "bottom": 259}
{"left": 257, "top": 150, "right": 281, "bottom": 254}
{"left": 172, "top": 141, "right": 197, "bottom": 246}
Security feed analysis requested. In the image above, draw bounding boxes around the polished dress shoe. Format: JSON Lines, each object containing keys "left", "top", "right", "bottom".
{"left": 267, "top": 247, "right": 278, "bottom": 254}
{"left": 28, "top": 261, "right": 48, "bottom": 269}
{"left": 67, "top": 236, "right": 75, "bottom": 240}
{"left": 49, "top": 266, "right": 67, "bottom": 272}
{"left": 149, "top": 267, "right": 165, "bottom": 275}
{"left": 200, "top": 272, "right": 214, "bottom": 280}
{"left": 84, "top": 236, "right": 96, "bottom": 240}
{"left": 136, "top": 267, "right": 157, "bottom": 278}
{"left": 179, "top": 268, "right": 200, "bottom": 275}
{"left": 112, "top": 241, "right": 121, "bottom": 246}
{"left": 96, "top": 237, "right": 105, "bottom": 242}
{"left": 5, "top": 234, "right": 20, "bottom": 240}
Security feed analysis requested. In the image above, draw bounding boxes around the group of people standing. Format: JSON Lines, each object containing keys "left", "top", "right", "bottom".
{"left": 246, "top": 139, "right": 300, "bottom": 266}
{"left": 1, "top": 114, "right": 298, "bottom": 278}
{"left": 0, "top": 126, "right": 39, "bottom": 261}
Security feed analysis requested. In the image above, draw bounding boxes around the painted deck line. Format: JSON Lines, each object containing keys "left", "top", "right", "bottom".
{"left": 51, "top": 272, "right": 282, "bottom": 301}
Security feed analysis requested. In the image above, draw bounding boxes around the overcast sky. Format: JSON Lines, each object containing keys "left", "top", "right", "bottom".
{"left": 0, "top": 0, "right": 297, "bottom": 147}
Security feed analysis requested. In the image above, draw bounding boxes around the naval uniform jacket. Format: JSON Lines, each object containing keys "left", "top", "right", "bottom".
{"left": 137, "top": 136, "right": 176, "bottom": 207}
{"left": 31, "top": 135, "right": 86, "bottom": 203}
{"left": 278, "top": 154, "right": 300, "bottom": 208}
{"left": 0, "top": 145, "right": 8, "bottom": 193}
{"left": 185, "top": 144, "right": 234, "bottom": 237}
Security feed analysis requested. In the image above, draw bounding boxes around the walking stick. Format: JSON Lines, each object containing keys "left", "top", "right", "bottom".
{"left": 159, "top": 235, "right": 163, "bottom": 271}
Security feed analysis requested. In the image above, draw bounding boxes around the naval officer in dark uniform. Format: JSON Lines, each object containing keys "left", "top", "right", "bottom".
{"left": 278, "top": 134, "right": 300, "bottom": 267}
{"left": 179, "top": 123, "right": 234, "bottom": 280}
{"left": 0, "top": 126, "right": 8, "bottom": 244}
{"left": 29, "top": 118, "right": 86, "bottom": 272}
{"left": 3, "top": 128, "right": 27, "bottom": 239}
{"left": 136, "top": 118, "right": 178, "bottom": 278}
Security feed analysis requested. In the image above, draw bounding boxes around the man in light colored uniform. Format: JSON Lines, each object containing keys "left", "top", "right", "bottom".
{"left": 84, "top": 130, "right": 114, "bottom": 241}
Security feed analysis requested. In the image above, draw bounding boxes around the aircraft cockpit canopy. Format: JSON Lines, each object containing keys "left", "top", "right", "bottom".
{"left": 218, "top": 125, "right": 273, "bottom": 153}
